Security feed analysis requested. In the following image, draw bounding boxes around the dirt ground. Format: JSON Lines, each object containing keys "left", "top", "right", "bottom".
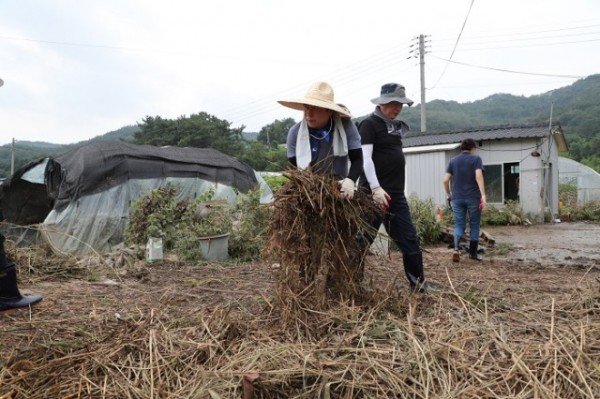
{"left": 482, "top": 221, "right": 600, "bottom": 268}
{"left": 0, "top": 222, "right": 598, "bottom": 398}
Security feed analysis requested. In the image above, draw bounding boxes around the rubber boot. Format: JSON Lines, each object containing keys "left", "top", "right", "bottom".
{"left": 452, "top": 236, "right": 460, "bottom": 263}
{"left": 403, "top": 252, "right": 435, "bottom": 293}
{"left": 469, "top": 240, "right": 482, "bottom": 261}
{"left": 0, "top": 263, "right": 43, "bottom": 313}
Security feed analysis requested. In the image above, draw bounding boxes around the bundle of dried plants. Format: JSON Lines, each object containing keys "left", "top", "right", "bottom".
{"left": 264, "top": 168, "right": 380, "bottom": 331}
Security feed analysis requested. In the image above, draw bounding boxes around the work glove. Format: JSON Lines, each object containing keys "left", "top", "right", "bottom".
{"left": 339, "top": 178, "right": 355, "bottom": 200}
{"left": 372, "top": 187, "right": 391, "bottom": 210}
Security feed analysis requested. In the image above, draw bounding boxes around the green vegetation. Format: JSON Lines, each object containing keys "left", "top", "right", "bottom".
{"left": 173, "top": 190, "right": 233, "bottom": 261}
{"left": 559, "top": 183, "right": 600, "bottom": 221}
{"left": 229, "top": 188, "right": 271, "bottom": 261}
{"left": 487, "top": 242, "right": 515, "bottom": 256}
{"left": 480, "top": 201, "right": 525, "bottom": 226}
{"left": 134, "top": 112, "right": 289, "bottom": 172}
{"left": 399, "top": 74, "right": 600, "bottom": 173}
{"left": 262, "top": 174, "right": 288, "bottom": 191}
{"left": 257, "top": 117, "right": 296, "bottom": 148}
{"left": 126, "top": 186, "right": 271, "bottom": 262}
{"left": 407, "top": 194, "right": 442, "bottom": 244}
{"left": 125, "top": 186, "right": 188, "bottom": 250}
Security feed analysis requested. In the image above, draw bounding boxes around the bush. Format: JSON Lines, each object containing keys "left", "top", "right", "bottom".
{"left": 559, "top": 183, "right": 599, "bottom": 221}
{"left": 559, "top": 183, "right": 577, "bottom": 207}
{"left": 481, "top": 201, "right": 525, "bottom": 226}
{"left": 262, "top": 174, "right": 288, "bottom": 192}
{"left": 408, "top": 194, "right": 442, "bottom": 244}
{"left": 126, "top": 187, "right": 240, "bottom": 262}
{"left": 229, "top": 188, "right": 272, "bottom": 261}
{"left": 571, "top": 201, "right": 600, "bottom": 221}
{"left": 173, "top": 190, "right": 233, "bottom": 262}
{"left": 125, "top": 186, "right": 188, "bottom": 249}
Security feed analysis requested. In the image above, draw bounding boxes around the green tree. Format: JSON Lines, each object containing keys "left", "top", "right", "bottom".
{"left": 238, "top": 141, "right": 287, "bottom": 171}
{"left": 135, "top": 112, "right": 245, "bottom": 157}
{"left": 257, "top": 118, "right": 296, "bottom": 148}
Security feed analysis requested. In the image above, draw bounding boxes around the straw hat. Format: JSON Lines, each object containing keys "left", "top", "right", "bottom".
{"left": 371, "top": 83, "right": 414, "bottom": 106}
{"left": 278, "top": 81, "right": 352, "bottom": 118}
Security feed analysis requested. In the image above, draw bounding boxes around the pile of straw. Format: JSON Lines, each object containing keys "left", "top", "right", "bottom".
{"left": 265, "top": 169, "right": 379, "bottom": 318}
{"left": 1, "top": 285, "right": 598, "bottom": 398}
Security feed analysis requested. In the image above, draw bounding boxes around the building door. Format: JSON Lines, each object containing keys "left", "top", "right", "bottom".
{"left": 504, "top": 162, "right": 520, "bottom": 202}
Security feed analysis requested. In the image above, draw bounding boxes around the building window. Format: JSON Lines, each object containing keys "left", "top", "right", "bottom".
{"left": 484, "top": 162, "right": 521, "bottom": 204}
{"left": 485, "top": 164, "right": 503, "bottom": 203}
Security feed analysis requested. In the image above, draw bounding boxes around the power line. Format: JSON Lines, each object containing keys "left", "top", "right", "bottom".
{"left": 227, "top": 52, "right": 413, "bottom": 123}
{"left": 433, "top": 22, "right": 600, "bottom": 43}
{"left": 432, "top": 37, "right": 600, "bottom": 52}
{"left": 221, "top": 42, "right": 413, "bottom": 119}
{"left": 432, "top": 30, "right": 600, "bottom": 49}
{"left": 224, "top": 45, "right": 415, "bottom": 122}
{"left": 430, "top": 0, "right": 475, "bottom": 90}
{"left": 434, "top": 79, "right": 577, "bottom": 89}
{"left": 429, "top": 55, "right": 584, "bottom": 78}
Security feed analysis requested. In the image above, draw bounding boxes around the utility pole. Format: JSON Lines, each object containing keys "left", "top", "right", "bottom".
{"left": 419, "top": 34, "right": 427, "bottom": 133}
{"left": 409, "top": 35, "right": 429, "bottom": 133}
{"left": 11, "top": 138, "right": 15, "bottom": 176}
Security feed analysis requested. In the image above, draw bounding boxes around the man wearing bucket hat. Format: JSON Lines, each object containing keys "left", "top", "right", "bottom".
{"left": 358, "top": 83, "right": 433, "bottom": 293}
{"left": 279, "top": 82, "right": 363, "bottom": 199}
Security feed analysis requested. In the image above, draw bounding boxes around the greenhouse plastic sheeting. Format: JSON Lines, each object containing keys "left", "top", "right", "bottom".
{"left": 45, "top": 141, "right": 261, "bottom": 210}
{"left": 558, "top": 157, "right": 600, "bottom": 203}
{"left": 40, "top": 174, "right": 272, "bottom": 256}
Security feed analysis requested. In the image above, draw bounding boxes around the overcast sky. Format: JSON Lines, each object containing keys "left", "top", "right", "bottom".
{"left": 1, "top": 0, "right": 599, "bottom": 146}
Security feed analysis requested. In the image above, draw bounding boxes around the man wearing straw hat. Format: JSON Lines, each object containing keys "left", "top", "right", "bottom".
{"left": 279, "top": 81, "right": 363, "bottom": 199}
{"left": 358, "top": 83, "right": 433, "bottom": 293}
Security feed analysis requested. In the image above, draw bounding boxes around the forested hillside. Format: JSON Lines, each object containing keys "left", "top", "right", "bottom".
{"left": 400, "top": 74, "right": 600, "bottom": 171}
{"left": 2, "top": 75, "right": 599, "bottom": 178}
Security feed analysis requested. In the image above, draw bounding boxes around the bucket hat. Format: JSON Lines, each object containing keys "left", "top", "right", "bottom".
{"left": 371, "top": 83, "right": 414, "bottom": 106}
{"left": 278, "top": 82, "right": 352, "bottom": 118}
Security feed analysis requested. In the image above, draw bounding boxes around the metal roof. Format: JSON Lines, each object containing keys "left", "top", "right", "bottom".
{"left": 402, "top": 123, "right": 564, "bottom": 149}
{"left": 403, "top": 143, "right": 460, "bottom": 154}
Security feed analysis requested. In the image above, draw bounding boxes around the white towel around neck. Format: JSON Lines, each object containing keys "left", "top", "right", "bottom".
{"left": 295, "top": 116, "right": 348, "bottom": 170}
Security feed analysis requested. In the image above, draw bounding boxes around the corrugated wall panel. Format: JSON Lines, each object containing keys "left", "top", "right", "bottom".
{"left": 405, "top": 152, "right": 447, "bottom": 204}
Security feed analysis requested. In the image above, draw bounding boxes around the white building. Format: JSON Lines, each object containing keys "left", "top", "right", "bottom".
{"left": 402, "top": 123, "right": 568, "bottom": 221}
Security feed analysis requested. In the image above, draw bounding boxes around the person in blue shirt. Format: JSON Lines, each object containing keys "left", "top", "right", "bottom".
{"left": 443, "top": 138, "right": 487, "bottom": 262}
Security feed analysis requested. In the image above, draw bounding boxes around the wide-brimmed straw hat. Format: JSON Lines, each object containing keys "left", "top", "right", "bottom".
{"left": 278, "top": 81, "right": 352, "bottom": 118}
{"left": 371, "top": 83, "right": 414, "bottom": 106}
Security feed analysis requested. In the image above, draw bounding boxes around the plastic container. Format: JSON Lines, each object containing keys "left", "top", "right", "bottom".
{"left": 198, "top": 233, "right": 230, "bottom": 261}
{"left": 146, "top": 237, "right": 163, "bottom": 262}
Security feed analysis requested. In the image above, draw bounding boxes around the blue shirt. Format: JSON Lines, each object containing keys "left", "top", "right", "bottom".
{"left": 446, "top": 151, "right": 484, "bottom": 200}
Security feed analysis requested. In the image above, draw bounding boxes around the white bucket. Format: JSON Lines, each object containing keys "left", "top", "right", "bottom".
{"left": 146, "top": 237, "right": 163, "bottom": 262}
{"left": 198, "top": 233, "right": 230, "bottom": 261}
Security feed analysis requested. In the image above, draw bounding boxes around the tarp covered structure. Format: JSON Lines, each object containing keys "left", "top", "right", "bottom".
{"left": 0, "top": 141, "right": 272, "bottom": 255}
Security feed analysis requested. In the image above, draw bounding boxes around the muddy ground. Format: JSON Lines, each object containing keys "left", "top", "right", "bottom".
{"left": 0, "top": 222, "right": 598, "bottom": 397}
{"left": 483, "top": 221, "right": 600, "bottom": 268}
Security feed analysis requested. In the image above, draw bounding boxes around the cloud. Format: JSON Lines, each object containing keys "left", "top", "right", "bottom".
{"left": 1, "top": 0, "right": 599, "bottom": 144}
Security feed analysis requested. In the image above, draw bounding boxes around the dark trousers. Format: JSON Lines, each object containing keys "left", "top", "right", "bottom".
{"left": 363, "top": 192, "right": 425, "bottom": 286}
{"left": 0, "top": 234, "right": 8, "bottom": 273}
